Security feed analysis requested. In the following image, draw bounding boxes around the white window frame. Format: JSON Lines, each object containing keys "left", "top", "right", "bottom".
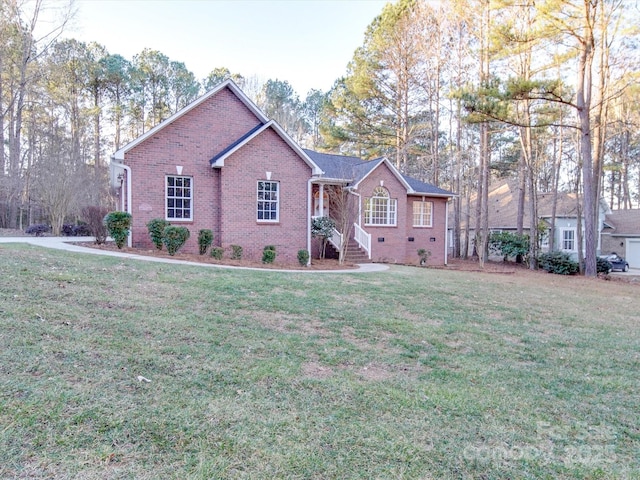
{"left": 561, "top": 228, "right": 576, "bottom": 251}
{"left": 257, "top": 180, "right": 279, "bottom": 222}
{"left": 413, "top": 200, "right": 433, "bottom": 227}
{"left": 165, "top": 175, "right": 192, "bottom": 221}
{"left": 364, "top": 186, "right": 397, "bottom": 226}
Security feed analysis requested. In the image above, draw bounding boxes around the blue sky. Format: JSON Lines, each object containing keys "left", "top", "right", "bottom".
{"left": 66, "top": 0, "right": 389, "bottom": 97}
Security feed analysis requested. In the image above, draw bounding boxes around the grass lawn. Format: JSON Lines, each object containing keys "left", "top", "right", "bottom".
{"left": 1, "top": 244, "right": 638, "bottom": 479}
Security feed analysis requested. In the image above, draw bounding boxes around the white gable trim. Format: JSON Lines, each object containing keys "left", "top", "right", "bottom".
{"left": 211, "top": 120, "right": 323, "bottom": 175}
{"left": 112, "top": 80, "right": 268, "bottom": 161}
{"left": 352, "top": 157, "right": 414, "bottom": 193}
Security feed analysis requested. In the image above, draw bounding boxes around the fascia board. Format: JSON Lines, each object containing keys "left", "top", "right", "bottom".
{"left": 351, "top": 157, "right": 414, "bottom": 193}
{"left": 408, "top": 192, "right": 457, "bottom": 198}
{"left": 212, "top": 120, "right": 323, "bottom": 175}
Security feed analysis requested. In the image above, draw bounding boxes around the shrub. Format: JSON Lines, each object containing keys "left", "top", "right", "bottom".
{"left": 538, "top": 251, "right": 579, "bottom": 275}
{"left": 597, "top": 257, "right": 612, "bottom": 274}
{"left": 210, "top": 246, "right": 224, "bottom": 260}
{"left": 25, "top": 224, "right": 51, "bottom": 237}
{"left": 104, "top": 211, "right": 132, "bottom": 249}
{"left": 72, "top": 224, "right": 92, "bottom": 236}
{"left": 417, "top": 248, "right": 431, "bottom": 266}
{"left": 489, "top": 231, "right": 530, "bottom": 261}
{"left": 162, "top": 226, "right": 190, "bottom": 256}
{"left": 146, "top": 218, "right": 170, "bottom": 250}
{"left": 297, "top": 249, "right": 310, "bottom": 266}
{"left": 230, "top": 244, "right": 243, "bottom": 260}
{"left": 262, "top": 245, "right": 276, "bottom": 264}
{"left": 311, "top": 216, "right": 336, "bottom": 259}
{"left": 198, "top": 229, "right": 213, "bottom": 255}
{"left": 82, "top": 206, "right": 109, "bottom": 244}
{"left": 61, "top": 224, "right": 75, "bottom": 236}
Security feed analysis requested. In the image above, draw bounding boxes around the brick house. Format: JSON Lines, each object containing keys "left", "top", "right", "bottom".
{"left": 110, "top": 80, "right": 454, "bottom": 265}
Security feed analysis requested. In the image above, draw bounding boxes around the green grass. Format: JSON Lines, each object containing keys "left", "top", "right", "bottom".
{"left": 1, "top": 243, "right": 638, "bottom": 479}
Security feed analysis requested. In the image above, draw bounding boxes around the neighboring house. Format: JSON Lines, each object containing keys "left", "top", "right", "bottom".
{"left": 110, "top": 80, "right": 454, "bottom": 265}
{"left": 600, "top": 209, "right": 640, "bottom": 268}
{"left": 451, "top": 181, "right": 610, "bottom": 257}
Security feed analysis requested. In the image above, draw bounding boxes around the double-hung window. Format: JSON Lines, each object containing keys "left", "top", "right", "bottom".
{"left": 166, "top": 175, "right": 192, "bottom": 220}
{"left": 562, "top": 228, "right": 576, "bottom": 251}
{"left": 257, "top": 180, "right": 279, "bottom": 221}
{"left": 413, "top": 201, "right": 433, "bottom": 227}
{"left": 364, "top": 187, "right": 397, "bottom": 226}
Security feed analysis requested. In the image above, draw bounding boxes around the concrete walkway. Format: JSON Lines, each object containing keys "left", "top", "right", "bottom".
{"left": 0, "top": 236, "right": 389, "bottom": 273}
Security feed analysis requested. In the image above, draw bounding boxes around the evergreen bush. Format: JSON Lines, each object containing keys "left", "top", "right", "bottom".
{"left": 162, "top": 226, "right": 190, "bottom": 256}
{"left": 596, "top": 257, "right": 612, "bottom": 274}
{"left": 198, "top": 229, "right": 213, "bottom": 255}
{"left": 210, "top": 246, "right": 224, "bottom": 260}
{"left": 489, "top": 231, "right": 530, "bottom": 261}
{"left": 104, "top": 211, "right": 132, "bottom": 249}
{"left": 262, "top": 245, "right": 276, "bottom": 264}
{"left": 297, "top": 249, "right": 310, "bottom": 266}
{"left": 230, "top": 245, "right": 243, "bottom": 260}
{"left": 146, "top": 218, "right": 170, "bottom": 250}
{"left": 538, "top": 251, "right": 579, "bottom": 275}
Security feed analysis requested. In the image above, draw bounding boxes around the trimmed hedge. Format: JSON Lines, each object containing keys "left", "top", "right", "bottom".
{"left": 297, "top": 249, "right": 310, "bottom": 266}
{"left": 104, "top": 211, "right": 132, "bottom": 249}
{"left": 162, "top": 226, "right": 190, "bottom": 256}
{"left": 198, "top": 229, "right": 213, "bottom": 255}
{"left": 262, "top": 245, "right": 276, "bottom": 264}
{"left": 146, "top": 218, "right": 170, "bottom": 250}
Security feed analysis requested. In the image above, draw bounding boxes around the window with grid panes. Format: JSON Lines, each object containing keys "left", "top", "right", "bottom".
{"left": 364, "top": 187, "right": 396, "bottom": 226}
{"left": 166, "top": 176, "right": 192, "bottom": 220}
{"left": 257, "top": 180, "right": 279, "bottom": 221}
{"left": 413, "top": 201, "right": 433, "bottom": 227}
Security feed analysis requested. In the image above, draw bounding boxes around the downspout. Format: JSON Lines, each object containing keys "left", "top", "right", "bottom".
{"left": 112, "top": 159, "right": 132, "bottom": 248}
{"left": 444, "top": 198, "right": 450, "bottom": 265}
{"left": 307, "top": 178, "right": 314, "bottom": 265}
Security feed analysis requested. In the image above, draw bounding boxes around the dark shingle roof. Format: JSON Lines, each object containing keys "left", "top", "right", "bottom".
{"left": 303, "top": 149, "right": 453, "bottom": 196}
{"left": 210, "top": 123, "right": 264, "bottom": 165}
{"left": 403, "top": 175, "right": 455, "bottom": 196}
{"left": 303, "top": 149, "right": 364, "bottom": 180}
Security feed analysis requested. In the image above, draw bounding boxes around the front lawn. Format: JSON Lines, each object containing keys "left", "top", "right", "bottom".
{"left": 1, "top": 244, "right": 638, "bottom": 479}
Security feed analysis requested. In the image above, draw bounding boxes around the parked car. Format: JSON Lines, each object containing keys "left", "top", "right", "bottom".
{"left": 601, "top": 253, "right": 630, "bottom": 272}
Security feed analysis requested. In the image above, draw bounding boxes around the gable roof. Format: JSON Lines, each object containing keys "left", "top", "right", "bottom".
{"left": 211, "top": 121, "right": 322, "bottom": 175}
{"left": 112, "top": 80, "right": 267, "bottom": 161}
{"left": 602, "top": 209, "right": 640, "bottom": 236}
{"left": 303, "top": 149, "right": 454, "bottom": 197}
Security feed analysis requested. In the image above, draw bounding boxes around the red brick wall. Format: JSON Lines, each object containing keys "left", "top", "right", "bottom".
{"left": 125, "top": 87, "right": 264, "bottom": 254}
{"left": 405, "top": 196, "right": 449, "bottom": 265}
{"left": 354, "top": 162, "right": 450, "bottom": 266}
{"left": 355, "top": 163, "right": 409, "bottom": 263}
{"left": 219, "top": 128, "right": 311, "bottom": 263}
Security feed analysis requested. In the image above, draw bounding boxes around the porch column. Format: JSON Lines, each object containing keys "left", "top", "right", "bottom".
{"left": 319, "top": 183, "right": 325, "bottom": 217}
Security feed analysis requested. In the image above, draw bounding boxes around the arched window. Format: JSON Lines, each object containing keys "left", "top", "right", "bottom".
{"left": 364, "top": 186, "right": 397, "bottom": 226}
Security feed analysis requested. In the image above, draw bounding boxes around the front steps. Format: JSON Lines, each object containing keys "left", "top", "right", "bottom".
{"left": 326, "top": 239, "right": 371, "bottom": 263}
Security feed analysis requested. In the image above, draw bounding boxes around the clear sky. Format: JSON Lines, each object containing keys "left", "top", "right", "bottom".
{"left": 65, "top": 0, "right": 389, "bottom": 97}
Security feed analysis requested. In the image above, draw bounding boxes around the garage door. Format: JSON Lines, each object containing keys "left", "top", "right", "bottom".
{"left": 626, "top": 239, "right": 640, "bottom": 269}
